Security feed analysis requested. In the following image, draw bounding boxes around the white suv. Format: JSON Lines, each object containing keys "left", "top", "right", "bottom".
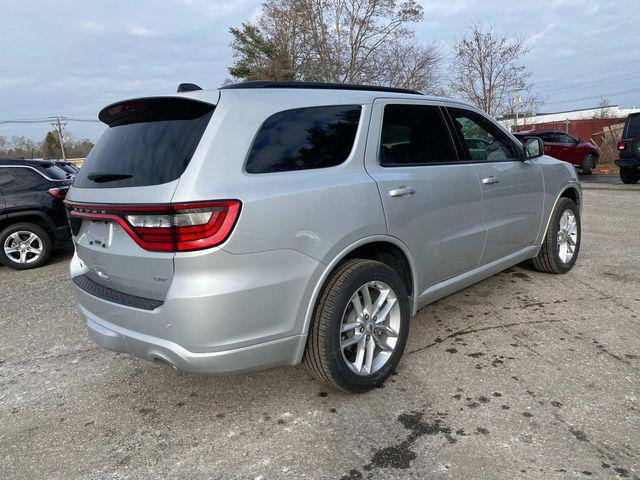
{"left": 67, "top": 81, "right": 581, "bottom": 392}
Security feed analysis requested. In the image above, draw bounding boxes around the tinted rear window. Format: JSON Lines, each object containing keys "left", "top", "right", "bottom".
{"left": 245, "top": 105, "right": 362, "bottom": 173}
{"left": 380, "top": 104, "right": 457, "bottom": 165}
{"left": 41, "top": 163, "right": 71, "bottom": 180}
{"left": 74, "top": 98, "right": 214, "bottom": 188}
{"left": 625, "top": 115, "right": 640, "bottom": 138}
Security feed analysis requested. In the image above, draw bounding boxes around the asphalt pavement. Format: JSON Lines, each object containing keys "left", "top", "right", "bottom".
{"left": 1, "top": 184, "right": 639, "bottom": 479}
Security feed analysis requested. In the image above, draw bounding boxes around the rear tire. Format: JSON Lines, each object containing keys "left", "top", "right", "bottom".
{"left": 305, "top": 259, "right": 410, "bottom": 393}
{"left": 582, "top": 153, "right": 595, "bottom": 175}
{"left": 0, "top": 222, "right": 53, "bottom": 270}
{"left": 531, "top": 198, "right": 580, "bottom": 274}
{"left": 620, "top": 166, "right": 640, "bottom": 184}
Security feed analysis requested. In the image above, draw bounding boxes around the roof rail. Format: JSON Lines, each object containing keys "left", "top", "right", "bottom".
{"left": 221, "top": 80, "right": 423, "bottom": 96}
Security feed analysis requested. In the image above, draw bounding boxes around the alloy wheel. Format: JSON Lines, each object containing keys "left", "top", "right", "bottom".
{"left": 3, "top": 231, "right": 44, "bottom": 264}
{"left": 339, "top": 281, "right": 401, "bottom": 376}
{"left": 557, "top": 210, "right": 578, "bottom": 264}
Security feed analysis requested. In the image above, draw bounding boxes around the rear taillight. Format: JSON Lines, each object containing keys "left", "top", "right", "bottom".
{"left": 48, "top": 187, "right": 68, "bottom": 199}
{"left": 618, "top": 141, "right": 626, "bottom": 150}
{"left": 66, "top": 200, "right": 241, "bottom": 252}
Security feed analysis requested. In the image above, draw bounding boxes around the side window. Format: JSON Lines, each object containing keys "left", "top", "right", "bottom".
{"left": 245, "top": 105, "right": 362, "bottom": 173}
{"left": 538, "top": 133, "right": 558, "bottom": 143}
{"left": 379, "top": 104, "right": 457, "bottom": 166}
{"left": 11, "top": 168, "right": 43, "bottom": 189}
{"left": 555, "top": 133, "right": 575, "bottom": 144}
{"left": 448, "top": 108, "right": 519, "bottom": 162}
{"left": 0, "top": 168, "right": 13, "bottom": 187}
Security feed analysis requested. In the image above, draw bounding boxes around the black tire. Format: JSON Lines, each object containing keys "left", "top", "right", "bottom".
{"left": 581, "top": 153, "right": 595, "bottom": 175}
{"left": 305, "top": 259, "right": 410, "bottom": 393}
{"left": 620, "top": 166, "right": 640, "bottom": 184}
{"left": 531, "top": 198, "right": 580, "bottom": 274}
{"left": 0, "top": 222, "right": 53, "bottom": 270}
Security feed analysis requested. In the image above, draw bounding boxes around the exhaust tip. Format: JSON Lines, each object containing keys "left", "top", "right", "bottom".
{"left": 152, "top": 355, "right": 180, "bottom": 371}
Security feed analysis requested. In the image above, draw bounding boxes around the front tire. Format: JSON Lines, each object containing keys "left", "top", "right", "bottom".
{"left": 582, "top": 153, "right": 595, "bottom": 175}
{"left": 0, "top": 222, "right": 53, "bottom": 270}
{"left": 620, "top": 166, "right": 640, "bottom": 184}
{"left": 305, "top": 259, "right": 410, "bottom": 392}
{"left": 531, "top": 198, "right": 580, "bottom": 274}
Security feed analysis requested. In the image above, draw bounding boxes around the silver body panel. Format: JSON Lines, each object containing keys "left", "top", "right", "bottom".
{"left": 68, "top": 87, "right": 581, "bottom": 374}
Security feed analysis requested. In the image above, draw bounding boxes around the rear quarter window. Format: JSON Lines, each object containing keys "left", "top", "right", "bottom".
{"left": 74, "top": 98, "right": 214, "bottom": 188}
{"left": 245, "top": 105, "right": 362, "bottom": 174}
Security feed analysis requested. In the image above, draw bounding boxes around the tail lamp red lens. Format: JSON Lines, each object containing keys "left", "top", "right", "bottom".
{"left": 618, "top": 141, "right": 626, "bottom": 150}
{"left": 66, "top": 200, "right": 241, "bottom": 252}
{"left": 48, "top": 187, "right": 68, "bottom": 199}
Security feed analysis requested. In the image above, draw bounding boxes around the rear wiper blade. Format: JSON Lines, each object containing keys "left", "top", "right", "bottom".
{"left": 86, "top": 171, "right": 133, "bottom": 183}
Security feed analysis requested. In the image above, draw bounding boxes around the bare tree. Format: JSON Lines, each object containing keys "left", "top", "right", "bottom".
{"left": 591, "top": 98, "right": 615, "bottom": 119}
{"left": 449, "top": 24, "right": 540, "bottom": 118}
{"left": 228, "top": 0, "right": 442, "bottom": 92}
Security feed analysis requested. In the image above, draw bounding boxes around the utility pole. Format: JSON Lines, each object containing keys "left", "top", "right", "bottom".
{"left": 50, "top": 116, "right": 67, "bottom": 161}
{"left": 514, "top": 92, "right": 521, "bottom": 129}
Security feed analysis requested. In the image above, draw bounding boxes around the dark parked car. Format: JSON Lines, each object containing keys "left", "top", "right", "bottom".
{"left": 57, "top": 161, "right": 80, "bottom": 175}
{"left": 616, "top": 113, "right": 640, "bottom": 184}
{"left": 514, "top": 130, "right": 598, "bottom": 174}
{"left": 0, "top": 159, "right": 73, "bottom": 269}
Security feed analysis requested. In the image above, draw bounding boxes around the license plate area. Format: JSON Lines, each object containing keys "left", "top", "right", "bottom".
{"left": 85, "top": 220, "right": 111, "bottom": 249}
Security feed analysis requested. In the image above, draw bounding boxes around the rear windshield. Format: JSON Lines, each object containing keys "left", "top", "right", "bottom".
{"left": 41, "top": 163, "right": 71, "bottom": 180}
{"left": 625, "top": 115, "right": 640, "bottom": 139}
{"left": 74, "top": 98, "right": 214, "bottom": 188}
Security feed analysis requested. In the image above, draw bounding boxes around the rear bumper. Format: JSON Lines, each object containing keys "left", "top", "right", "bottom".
{"left": 71, "top": 247, "right": 320, "bottom": 374}
{"left": 84, "top": 314, "right": 304, "bottom": 375}
{"left": 616, "top": 158, "right": 640, "bottom": 168}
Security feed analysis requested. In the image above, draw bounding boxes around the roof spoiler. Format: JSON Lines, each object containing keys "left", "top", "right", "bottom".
{"left": 177, "top": 83, "right": 203, "bottom": 93}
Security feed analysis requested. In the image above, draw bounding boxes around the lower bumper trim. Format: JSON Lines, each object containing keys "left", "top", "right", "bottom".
{"left": 73, "top": 274, "right": 163, "bottom": 311}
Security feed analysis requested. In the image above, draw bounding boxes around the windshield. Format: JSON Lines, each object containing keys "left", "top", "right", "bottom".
{"left": 74, "top": 97, "right": 214, "bottom": 189}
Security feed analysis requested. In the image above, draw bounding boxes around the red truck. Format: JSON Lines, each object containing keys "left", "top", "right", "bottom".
{"left": 514, "top": 129, "right": 598, "bottom": 175}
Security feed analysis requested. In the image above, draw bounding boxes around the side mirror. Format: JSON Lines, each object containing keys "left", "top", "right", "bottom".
{"left": 523, "top": 136, "right": 543, "bottom": 160}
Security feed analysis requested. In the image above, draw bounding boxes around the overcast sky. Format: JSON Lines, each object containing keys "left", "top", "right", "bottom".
{"left": 1, "top": 0, "right": 638, "bottom": 141}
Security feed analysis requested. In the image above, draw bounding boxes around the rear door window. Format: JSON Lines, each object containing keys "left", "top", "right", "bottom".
{"left": 245, "top": 105, "right": 362, "bottom": 173}
{"left": 74, "top": 98, "right": 214, "bottom": 188}
{"left": 379, "top": 104, "right": 457, "bottom": 166}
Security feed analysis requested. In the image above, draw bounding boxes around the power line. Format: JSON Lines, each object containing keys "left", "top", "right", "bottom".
{"left": 544, "top": 87, "right": 640, "bottom": 105}
{"left": 540, "top": 70, "right": 640, "bottom": 95}
{"left": 533, "top": 59, "right": 640, "bottom": 85}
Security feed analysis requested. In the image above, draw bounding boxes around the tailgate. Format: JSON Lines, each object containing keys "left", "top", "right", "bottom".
{"left": 67, "top": 95, "right": 216, "bottom": 301}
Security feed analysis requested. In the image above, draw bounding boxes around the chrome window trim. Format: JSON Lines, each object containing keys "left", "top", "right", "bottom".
{"left": 0, "top": 164, "right": 65, "bottom": 182}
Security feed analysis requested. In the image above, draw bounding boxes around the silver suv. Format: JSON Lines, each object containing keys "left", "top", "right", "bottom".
{"left": 67, "top": 81, "right": 581, "bottom": 392}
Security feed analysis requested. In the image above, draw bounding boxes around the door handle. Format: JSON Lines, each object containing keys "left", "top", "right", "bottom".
{"left": 388, "top": 186, "right": 416, "bottom": 197}
{"left": 482, "top": 176, "right": 500, "bottom": 185}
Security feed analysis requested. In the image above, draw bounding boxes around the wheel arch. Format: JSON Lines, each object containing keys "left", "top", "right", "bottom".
{"left": 297, "top": 235, "right": 418, "bottom": 358}
{"left": 537, "top": 183, "right": 581, "bottom": 245}
{"left": 0, "top": 212, "right": 56, "bottom": 239}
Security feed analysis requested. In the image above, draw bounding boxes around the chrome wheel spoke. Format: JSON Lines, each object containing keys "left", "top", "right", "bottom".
{"left": 373, "top": 333, "right": 393, "bottom": 352}
{"left": 351, "top": 294, "right": 364, "bottom": 319}
{"left": 361, "top": 285, "right": 373, "bottom": 316}
{"left": 4, "top": 246, "right": 19, "bottom": 254}
{"left": 376, "top": 324, "right": 398, "bottom": 338}
{"left": 353, "top": 336, "right": 366, "bottom": 371}
{"left": 363, "top": 335, "right": 375, "bottom": 374}
{"left": 371, "top": 286, "right": 390, "bottom": 318}
{"left": 341, "top": 321, "right": 361, "bottom": 334}
{"left": 26, "top": 233, "right": 38, "bottom": 246}
{"left": 376, "top": 297, "right": 397, "bottom": 323}
{"left": 342, "top": 332, "right": 365, "bottom": 349}
{"left": 19, "top": 250, "right": 28, "bottom": 263}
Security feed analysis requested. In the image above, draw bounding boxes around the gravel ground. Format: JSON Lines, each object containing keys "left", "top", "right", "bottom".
{"left": 1, "top": 184, "right": 639, "bottom": 480}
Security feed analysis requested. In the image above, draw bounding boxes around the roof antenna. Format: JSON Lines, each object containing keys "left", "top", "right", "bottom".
{"left": 177, "top": 83, "right": 202, "bottom": 93}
